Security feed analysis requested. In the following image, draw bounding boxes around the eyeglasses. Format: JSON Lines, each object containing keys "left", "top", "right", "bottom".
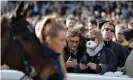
{"left": 104, "top": 28, "right": 115, "bottom": 32}
{"left": 69, "top": 40, "right": 79, "bottom": 44}
{"left": 118, "top": 33, "right": 123, "bottom": 35}
{"left": 87, "top": 37, "right": 96, "bottom": 41}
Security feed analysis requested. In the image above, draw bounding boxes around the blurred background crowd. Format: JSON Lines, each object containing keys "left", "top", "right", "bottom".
{"left": 1, "top": 1, "right": 133, "bottom": 24}
{"left": 1, "top": 1, "right": 133, "bottom": 78}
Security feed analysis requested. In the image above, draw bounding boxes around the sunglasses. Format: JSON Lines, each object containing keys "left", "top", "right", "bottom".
{"left": 104, "top": 28, "right": 115, "bottom": 32}
{"left": 87, "top": 37, "right": 96, "bottom": 41}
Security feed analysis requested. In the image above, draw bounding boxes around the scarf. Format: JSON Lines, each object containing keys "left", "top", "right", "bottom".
{"left": 86, "top": 42, "right": 104, "bottom": 57}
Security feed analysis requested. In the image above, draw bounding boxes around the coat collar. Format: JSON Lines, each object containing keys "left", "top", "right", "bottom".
{"left": 43, "top": 45, "right": 60, "bottom": 59}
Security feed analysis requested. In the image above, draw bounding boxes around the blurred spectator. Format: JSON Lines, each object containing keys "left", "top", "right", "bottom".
{"left": 63, "top": 29, "right": 85, "bottom": 73}
{"left": 101, "top": 22, "right": 127, "bottom": 67}
{"left": 124, "top": 19, "right": 133, "bottom": 41}
{"left": 45, "top": 2, "right": 53, "bottom": 15}
{"left": 124, "top": 50, "right": 133, "bottom": 78}
{"left": 80, "top": 30, "right": 117, "bottom": 74}
{"left": 115, "top": 24, "right": 128, "bottom": 46}
{"left": 73, "top": 23, "right": 86, "bottom": 37}
{"left": 66, "top": 15, "right": 77, "bottom": 29}
{"left": 98, "top": 20, "right": 109, "bottom": 30}
{"left": 124, "top": 38, "right": 133, "bottom": 78}
{"left": 87, "top": 19, "right": 98, "bottom": 31}
{"left": 73, "top": 24, "right": 87, "bottom": 52}
{"left": 114, "top": 24, "right": 130, "bottom": 56}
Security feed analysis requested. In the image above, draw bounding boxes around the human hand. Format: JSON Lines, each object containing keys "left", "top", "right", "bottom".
{"left": 87, "top": 63, "right": 97, "bottom": 70}
{"left": 79, "top": 63, "right": 88, "bottom": 70}
{"left": 66, "top": 56, "right": 77, "bottom": 68}
{"left": 0, "top": 64, "right": 9, "bottom": 70}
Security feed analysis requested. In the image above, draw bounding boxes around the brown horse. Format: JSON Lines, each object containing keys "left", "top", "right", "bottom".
{"left": 1, "top": 2, "right": 60, "bottom": 80}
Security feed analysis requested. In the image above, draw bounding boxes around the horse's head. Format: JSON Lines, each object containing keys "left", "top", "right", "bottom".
{"left": 1, "top": 1, "right": 43, "bottom": 63}
{"left": 1, "top": 2, "right": 60, "bottom": 79}
{"left": 10, "top": 1, "right": 31, "bottom": 36}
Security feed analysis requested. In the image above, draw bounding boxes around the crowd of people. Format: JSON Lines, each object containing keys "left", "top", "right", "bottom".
{"left": 1, "top": 1, "right": 133, "bottom": 79}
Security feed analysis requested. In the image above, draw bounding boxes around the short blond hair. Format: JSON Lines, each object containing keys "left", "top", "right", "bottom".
{"left": 87, "top": 30, "right": 103, "bottom": 43}
{"left": 101, "top": 22, "right": 115, "bottom": 33}
{"left": 35, "top": 15, "right": 67, "bottom": 44}
{"left": 35, "top": 15, "right": 67, "bottom": 78}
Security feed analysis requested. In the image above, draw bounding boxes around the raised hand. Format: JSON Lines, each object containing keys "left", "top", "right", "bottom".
{"left": 66, "top": 56, "right": 78, "bottom": 68}
{"left": 79, "top": 63, "right": 88, "bottom": 70}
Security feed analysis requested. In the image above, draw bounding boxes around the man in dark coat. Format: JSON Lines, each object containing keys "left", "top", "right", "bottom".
{"left": 101, "top": 21, "right": 127, "bottom": 67}
{"left": 63, "top": 29, "right": 85, "bottom": 73}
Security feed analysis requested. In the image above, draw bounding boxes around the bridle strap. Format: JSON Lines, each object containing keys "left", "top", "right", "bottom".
{"left": 1, "top": 26, "right": 12, "bottom": 63}
{"left": 6, "top": 19, "right": 31, "bottom": 77}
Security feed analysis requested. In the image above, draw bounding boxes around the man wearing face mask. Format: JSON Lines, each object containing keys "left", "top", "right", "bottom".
{"left": 79, "top": 30, "right": 117, "bottom": 74}
{"left": 101, "top": 21, "right": 127, "bottom": 68}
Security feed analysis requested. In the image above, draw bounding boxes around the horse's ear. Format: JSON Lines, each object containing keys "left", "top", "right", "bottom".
{"left": 12, "top": 1, "right": 30, "bottom": 20}
{"left": 11, "top": 1, "right": 24, "bottom": 20}
{"left": 16, "top": 1, "right": 24, "bottom": 16}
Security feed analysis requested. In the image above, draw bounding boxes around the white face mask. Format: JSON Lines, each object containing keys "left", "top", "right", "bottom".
{"left": 86, "top": 41, "right": 97, "bottom": 56}
{"left": 86, "top": 41, "right": 104, "bottom": 57}
{"left": 86, "top": 41, "right": 97, "bottom": 49}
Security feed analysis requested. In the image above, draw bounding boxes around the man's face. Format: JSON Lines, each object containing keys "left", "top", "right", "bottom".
{"left": 102, "top": 25, "right": 115, "bottom": 41}
{"left": 68, "top": 36, "right": 80, "bottom": 52}
{"left": 66, "top": 19, "right": 76, "bottom": 29}
{"left": 88, "top": 22, "right": 97, "bottom": 31}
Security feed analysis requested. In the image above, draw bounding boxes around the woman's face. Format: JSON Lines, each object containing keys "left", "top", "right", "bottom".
{"left": 48, "top": 30, "right": 67, "bottom": 54}
{"left": 87, "top": 34, "right": 99, "bottom": 47}
{"left": 115, "top": 32, "right": 124, "bottom": 42}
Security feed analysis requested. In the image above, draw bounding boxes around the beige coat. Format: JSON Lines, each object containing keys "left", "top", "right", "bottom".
{"left": 125, "top": 50, "right": 133, "bottom": 78}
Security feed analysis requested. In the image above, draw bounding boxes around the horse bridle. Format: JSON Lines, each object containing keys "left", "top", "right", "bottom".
{"left": 4, "top": 19, "right": 34, "bottom": 79}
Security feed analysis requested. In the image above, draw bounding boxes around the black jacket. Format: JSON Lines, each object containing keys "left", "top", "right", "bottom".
{"left": 124, "top": 29, "right": 133, "bottom": 41}
{"left": 63, "top": 45, "right": 85, "bottom": 73}
{"left": 104, "top": 41, "right": 127, "bottom": 67}
{"left": 80, "top": 47, "right": 117, "bottom": 74}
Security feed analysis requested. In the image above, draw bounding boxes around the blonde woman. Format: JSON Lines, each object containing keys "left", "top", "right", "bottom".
{"left": 79, "top": 30, "right": 117, "bottom": 74}
{"left": 35, "top": 15, "right": 67, "bottom": 80}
